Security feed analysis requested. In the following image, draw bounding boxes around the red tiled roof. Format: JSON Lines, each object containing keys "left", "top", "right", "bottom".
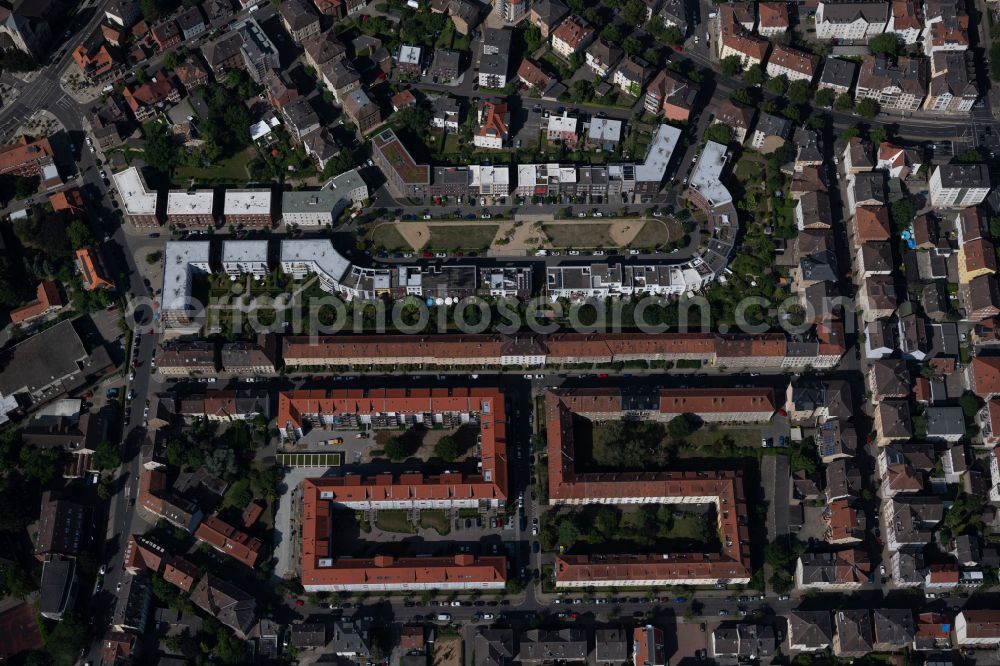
{"left": 758, "top": 2, "right": 789, "bottom": 27}
{"left": 545, "top": 389, "right": 751, "bottom": 584}
{"left": 195, "top": 515, "right": 264, "bottom": 568}
{"left": 9, "top": 281, "right": 62, "bottom": 323}
{"left": 961, "top": 610, "right": 1000, "bottom": 638}
{"left": 854, "top": 205, "right": 892, "bottom": 243}
{"left": 970, "top": 356, "right": 1000, "bottom": 397}
{"left": 163, "top": 556, "right": 199, "bottom": 592}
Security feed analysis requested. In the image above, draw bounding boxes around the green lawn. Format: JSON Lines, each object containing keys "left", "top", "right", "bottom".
{"left": 371, "top": 223, "right": 412, "bottom": 250}
{"left": 375, "top": 510, "right": 417, "bottom": 534}
{"left": 419, "top": 509, "right": 451, "bottom": 535}
{"left": 173, "top": 148, "right": 254, "bottom": 185}
{"left": 543, "top": 224, "right": 614, "bottom": 249}
{"left": 630, "top": 219, "right": 680, "bottom": 248}
{"left": 428, "top": 224, "right": 498, "bottom": 251}
{"left": 681, "top": 426, "right": 762, "bottom": 455}
{"left": 440, "top": 133, "right": 463, "bottom": 155}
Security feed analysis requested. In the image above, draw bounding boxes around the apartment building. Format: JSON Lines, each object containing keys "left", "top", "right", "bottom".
{"left": 165, "top": 190, "right": 215, "bottom": 230}
{"left": 474, "top": 101, "right": 510, "bottom": 149}
{"left": 929, "top": 164, "right": 990, "bottom": 208}
{"left": 371, "top": 128, "right": 430, "bottom": 199}
{"left": 815, "top": 1, "right": 889, "bottom": 40}
{"left": 223, "top": 189, "right": 272, "bottom": 229}
{"left": 855, "top": 54, "right": 927, "bottom": 111}
{"left": 112, "top": 166, "right": 160, "bottom": 229}
{"left": 551, "top": 15, "right": 594, "bottom": 58}
{"left": 925, "top": 51, "right": 978, "bottom": 113}
{"left": 766, "top": 44, "right": 820, "bottom": 83}
{"left": 221, "top": 240, "right": 269, "bottom": 278}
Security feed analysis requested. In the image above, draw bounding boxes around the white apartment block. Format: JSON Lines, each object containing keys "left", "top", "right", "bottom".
{"left": 815, "top": 1, "right": 889, "bottom": 40}
{"left": 222, "top": 240, "right": 269, "bottom": 278}
{"left": 929, "top": 164, "right": 991, "bottom": 208}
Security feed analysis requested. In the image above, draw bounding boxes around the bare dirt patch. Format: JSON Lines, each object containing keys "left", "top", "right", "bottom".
{"left": 433, "top": 636, "right": 462, "bottom": 666}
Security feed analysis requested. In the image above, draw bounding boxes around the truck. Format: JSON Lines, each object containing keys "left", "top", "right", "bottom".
{"left": 328, "top": 438, "right": 344, "bottom": 445}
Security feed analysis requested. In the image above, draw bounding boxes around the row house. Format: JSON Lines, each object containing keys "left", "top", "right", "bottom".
{"left": 926, "top": 51, "right": 978, "bottom": 113}
{"left": 855, "top": 54, "right": 927, "bottom": 111}
{"left": 795, "top": 550, "right": 870, "bottom": 591}
{"left": 874, "top": 400, "right": 912, "bottom": 447}
{"left": 313, "top": 0, "right": 369, "bottom": 19}
{"left": 175, "top": 6, "right": 207, "bottom": 41}
{"left": 881, "top": 496, "right": 943, "bottom": 551}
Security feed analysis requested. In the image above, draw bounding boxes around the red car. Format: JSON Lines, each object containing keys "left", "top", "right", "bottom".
{"left": 295, "top": 599, "right": 304, "bottom": 607}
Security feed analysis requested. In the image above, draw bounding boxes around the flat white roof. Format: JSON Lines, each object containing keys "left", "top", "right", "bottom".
{"left": 399, "top": 44, "right": 422, "bottom": 65}
{"left": 589, "top": 118, "right": 623, "bottom": 143}
{"left": 548, "top": 113, "right": 577, "bottom": 133}
{"left": 166, "top": 190, "right": 214, "bottom": 215}
{"left": 222, "top": 240, "right": 269, "bottom": 264}
{"left": 280, "top": 240, "right": 351, "bottom": 283}
{"left": 471, "top": 165, "right": 510, "bottom": 186}
{"left": 635, "top": 124, "right": 682, "bottom": 184}
{"left": 113, "top": 167, "right": 158, "bottom": 216}
{"left": 224, "top": 189, "right": 272, "bottom": 215}
{"left": 162, "top": 241, "right": 211, "bottom": 310}
{"left": 689, "top": 140, "right": 732, "bottom": 207}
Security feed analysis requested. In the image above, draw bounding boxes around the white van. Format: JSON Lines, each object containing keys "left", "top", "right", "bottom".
{"left": 436, "top": 613, "right": 452, "bottom": 622}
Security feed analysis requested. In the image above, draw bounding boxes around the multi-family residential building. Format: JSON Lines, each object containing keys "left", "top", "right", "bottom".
{"left": 546, "top": 112, "right": 579, "bottom": 147}
{"left": 795, "top": 550, "right": 870, "bottom": 590}
{"left": 718, "top": 31, "right": 769, "bottom": 69}
{"left": 955, "top": 611, "right": 1000, "bottom": 647}
{"left": 479, "top": 27, "right": 512, "bottom": 88}
{"left": 787, "top": 611, "right": 834, "bottom": 652}
{"left": 238, "top": 18, "right": 280, "bottom": 83}
{"left": 112, "top": 166, "right": 160, "bottom": 229}
{"left": 766, "top": 44, "right": 820, "bottom": 82}
{"left": 887, "top": 0, "right": 922, "bottom": 44}
{"left": 757, "top": 2, "right": 790, "bottom": 35}
{"left": 585, "top": 39, "right": 623, "bottom": 78}
{"left": 923, "top": 0, "right": 970, "bottom": 55}
{"left": 855, "top": 54, "right": 927, "bottom": 111}
{"left": 221, "top": 241, "right": 269, "bottom": 278}
{"left": 815, "top": 1, "right": 889, "bottom": 40}
{"left": 711, "top": 100, "right": 756, "bottom": 143}
{"left": 431, "top": 96, "right": 461, "bottom": 132}
{"left": 223, "top": 190, "right": 272, "bottom": 229}
{"left": 925, "top": 51, "right": 978, "bottom": 112}
{"left": 529, "top": 0, "right": 569, "bottom": 37}
{"left": 645, "top": 69, "right": 699, "bottom": 120}
{"left": 175, "top": 5, "right": 207, "bottom": 40}
{"left": 371, "top": 128, "right": 430, "bottom": 199}
{"left": 495, "top": 0, "right": 528, "bottom": 22}
{"left": 551, "top": 15, "right": 594, "bottom": 58}
{"left": 474, "top": 101, "right": 510, "bottom": 150}
{"left": 612, "top": 55, "right": 650, "bottom": 96}
{"left": 342, "top": 88, "right": 381, "bottom": 134}
{"left": 818, "top": 57, "right": 859, "bottom": 94}
{"left": 929, "top": 164, "right": 990, "bottom": 208}
{"left": 165, "top": 190, "right": 215, "bottom": 230}
{"left": 279, "top": 0, "right": 321, "bottom": 43}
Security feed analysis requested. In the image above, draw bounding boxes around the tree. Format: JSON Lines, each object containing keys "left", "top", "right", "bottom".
{"left": 957, "top": 149, "right": 985, "bottom": 163}
{"left": 764, "top": 74, "right": 788, "bottom": 95}
{"left": 814, "top": 87, "right": 835, "bottom": 107}
{"left": 743, "top": 64, "right": 765, "bottom": 87}
{"left": 142, "top": 122, "right": 178, "bottom": 175}
{"left": 833, "top": 92, "right": 854, "bottom": 111}
{"left": 869, "top": 126, "right": 888, "bottom": 146}
{"left": 19, "top": 446, "right": 62, "bottom": 484}
{"left": 703, "top": 123, "right": 732, "bottom": 146}
{"left": 622, "top": 35, "right": 642, "bottom": 55}
{"left": 890, "top": 196, "right": 917, "bottom": 228}
{"left": 434, "top": 436, "right": 459, "bottom": 461}
{"left": 570, "top": 79, "right": 592, "bottom": 103}
{"left": 45, "top": 613, "right": 91, "bottom": 666}
{"left": 0, "top": 562, "right": 34, "bottom": 599}
{"left": 601, "top": 23, "right": 623, "bottom": 44}
{"left": 384, "top": 437, "right": 408, "bottom": 460}
{"left": 786, "top": 80, "right": 811, "bottom": 105}
{"left": 666, "top": 414, "right": 696, "bottom": 439}
{"left": 92, "top": 440, "right": 121, "bottom": 470}
{"left": 622, "top": 0, "right": 646, "bottom": 25}
{"left": 991, "top": 43, "right": 1000, "bottom": 81}
{"left": 720, "top": 55, "right": 743, "bottom": 77}
{"left": 66, "top": 220, "right": 93, "bottom": 250}
{"left": 868, "top": 33, "right": 899, "bottom": 56}
{"left": 856, "top": 98, "right": 880, "bottom": 118}
{"left": 729, "top": 87, "right": 756, "bottom": 106}
{"left": 163, "top": 51, "right": 179, "bottom": 70}
{"left": 14, "top": 176, "right": 37, "bottom": 199}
